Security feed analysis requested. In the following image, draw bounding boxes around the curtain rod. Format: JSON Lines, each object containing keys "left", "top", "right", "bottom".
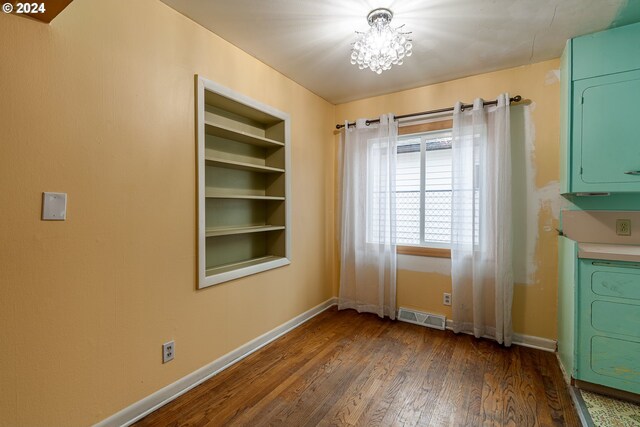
{"left": 335, "top": 95, "right": 522, "bottom": 129}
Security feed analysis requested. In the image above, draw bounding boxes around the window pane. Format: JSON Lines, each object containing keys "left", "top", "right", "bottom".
{"left": 396, "top": 137, "right": 420, "bottom": 245}
{"left": 424, "top": 133, "right": 452, "bottom": 245}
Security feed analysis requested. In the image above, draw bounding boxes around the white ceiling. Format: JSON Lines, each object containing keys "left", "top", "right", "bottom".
{"left": 160, "top": 0, "right": 629, "bottom": 104}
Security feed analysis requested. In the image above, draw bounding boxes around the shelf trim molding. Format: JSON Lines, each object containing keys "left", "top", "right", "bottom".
{"left": 197, "top": 75, "right": 292, "bottom": 289}
{"left": 205, "top": 157, "right": 285, "bottom": 173}
{"left": 204, "top": 121, "right": 285, "bottom": 147}
{"left": 203, "top": 191, "right": 285, "bottom": 200}
{"left": 206, "top": 225, "right": 285, "bottom": 237}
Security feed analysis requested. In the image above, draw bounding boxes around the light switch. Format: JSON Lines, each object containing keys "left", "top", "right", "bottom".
{"left": 42, "top": 192, "right": 67, "bottom": 221}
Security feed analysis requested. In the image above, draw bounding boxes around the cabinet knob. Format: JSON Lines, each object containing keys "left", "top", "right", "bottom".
{"left": 624, "top": 170, "right": 640, "bottom": 175}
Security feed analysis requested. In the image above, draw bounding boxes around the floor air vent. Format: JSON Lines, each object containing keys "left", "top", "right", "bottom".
{"left": 397, "top": 307, "right": 446, "bottom": 330}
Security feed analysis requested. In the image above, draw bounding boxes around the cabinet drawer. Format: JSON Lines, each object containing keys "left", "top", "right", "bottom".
{"left": 592, "top": 270, "right": 640, "bottom": 300}
{"left": 592, "top": 301, "right": 640, "bottom": 338}
{"left": 591, "top": 336, "right": 640, "bottom": 386}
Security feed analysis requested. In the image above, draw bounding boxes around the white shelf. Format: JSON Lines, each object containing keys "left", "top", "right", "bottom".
{"left": 204, "top": 190, "right": 285, "bottom": 201}
{"left": 206, "top": 225, "right": 285, "bottom": 237}
{"left": 205, "top": 121, "right": 284, "bottom": 148}
{"left": 204, "top": 90, "right": 281, "bottom": 126}
{"left": 205, "top": 157, "right": 285, "bottom": 174}
{"left": 206, "top": 255, "right": 286, "bottom": 276}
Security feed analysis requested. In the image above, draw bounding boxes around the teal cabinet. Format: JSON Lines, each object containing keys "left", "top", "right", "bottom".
{"left": 561, "top": 22, "right": 640, "bottom": 194}
{"left": 576, "top": 260, "right": 640, "bottom": 394}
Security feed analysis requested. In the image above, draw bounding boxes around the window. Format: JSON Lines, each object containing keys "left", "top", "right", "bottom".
{"left": 396, "top": 123, "right": 453, "bottom": 249}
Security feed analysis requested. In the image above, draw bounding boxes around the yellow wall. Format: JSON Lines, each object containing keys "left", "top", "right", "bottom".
{"left": 335, "top": 60, "right": 562, "bottom": 340}
{"left": 0, "top": 0, "right": 563, "bottom": 423}
{"left": 0, "top": 1, "right": 335, "bottom": 425}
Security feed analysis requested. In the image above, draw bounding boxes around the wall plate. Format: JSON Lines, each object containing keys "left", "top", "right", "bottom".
{"left": 42, "top": 192, "right": 67, "bottom": 220}
{"left": 162, "top": 341, "right": 175, "bottom": 363}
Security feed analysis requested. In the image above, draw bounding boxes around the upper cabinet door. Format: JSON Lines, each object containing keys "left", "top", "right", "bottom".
{"left": 572, "top": 23, "right": 640, "bottom": 81}
{"left": 573, "top": 70, "right": 640, "bottom": 192}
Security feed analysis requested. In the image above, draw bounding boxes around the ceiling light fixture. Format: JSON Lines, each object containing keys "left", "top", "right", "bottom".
{"left": 350, "top": 8, "right": 412, "bottom": 74}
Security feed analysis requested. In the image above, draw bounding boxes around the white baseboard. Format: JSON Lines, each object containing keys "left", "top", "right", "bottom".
{"left": 96, "top": 299, "right": 555, "bottom": 426}
{"left": 512, "top": 332, "right": 557, "bottom": 352}
{"left": 94, "top": 297, "right": 338, "bottom": 427}
{"left": 444, "top": 320, "right": 557, "bottom": 352}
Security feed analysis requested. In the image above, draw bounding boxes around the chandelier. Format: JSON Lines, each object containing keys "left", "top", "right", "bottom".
{"left": 350, "top": 8, "right": 412, "bottom": 74}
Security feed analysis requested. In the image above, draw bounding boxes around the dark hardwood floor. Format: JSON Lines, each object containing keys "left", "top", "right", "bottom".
{"left": 134, "top": 307, "right": 579, "bottom": 426}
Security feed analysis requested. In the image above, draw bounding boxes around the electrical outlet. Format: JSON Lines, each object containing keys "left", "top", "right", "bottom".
{"left": 443, "top": 293, "right": 452, "bottom": 306}
{"left": 162, "top": 341, "right": 175, "bottom": 363}
{"left": 616, "top": 219, "right": 631, "bottom": 236}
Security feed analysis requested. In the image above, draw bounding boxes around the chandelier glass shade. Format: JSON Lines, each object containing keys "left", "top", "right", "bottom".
{"left": 350, "top": 8, "right": 412, "bottom": 74}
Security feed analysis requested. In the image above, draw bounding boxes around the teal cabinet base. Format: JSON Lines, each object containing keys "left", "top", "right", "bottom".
{"left": 577, "top": 260, "right": 640, "bottom": 394}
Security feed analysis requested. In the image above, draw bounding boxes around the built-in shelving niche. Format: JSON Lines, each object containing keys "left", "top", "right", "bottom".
{"left": 196, "top": 76, "right": 291, "bottom": 288}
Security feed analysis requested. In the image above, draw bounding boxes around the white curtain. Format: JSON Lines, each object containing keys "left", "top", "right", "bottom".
{"left": 338, "top": 114, "right": 397, "bottom": 319}
{"left": 450, "top": 94, "right": 513, "bottom": 346}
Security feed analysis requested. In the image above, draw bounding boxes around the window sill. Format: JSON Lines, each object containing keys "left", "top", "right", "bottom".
{"left": 396, "top": 246, "right": 451, "bottom": 259}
